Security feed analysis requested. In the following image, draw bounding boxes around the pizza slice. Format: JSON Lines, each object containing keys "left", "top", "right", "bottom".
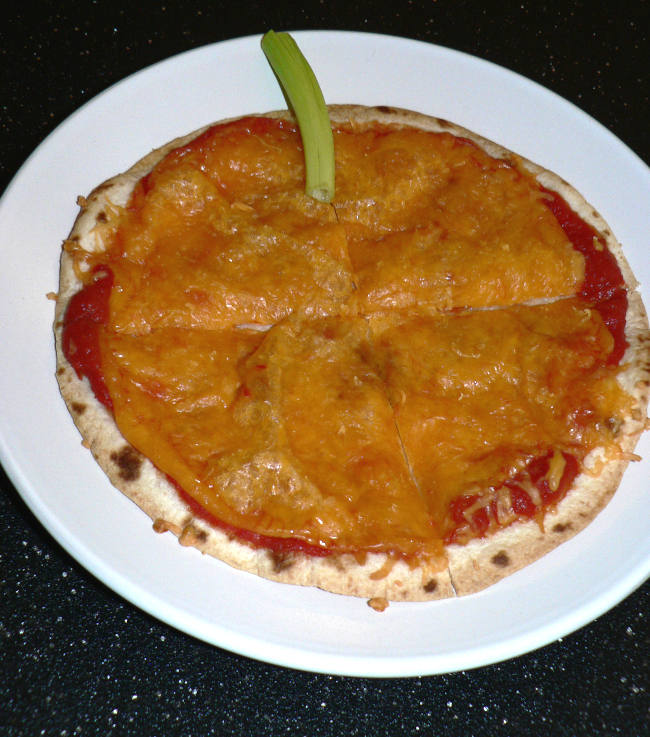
{"left": 75, "top": 116, "right": 354, "bottom": 336}
{"left": 334, "top": 123, "right": 584, "bottom": 312}
{"left": 369, "top": 297, "right": 647, "bottom": 592}
{"left": 331, "top": 108, "right": 642, "bottom": 325}
{"left": 95, "top": 312, "right": 453, "bottom": 598}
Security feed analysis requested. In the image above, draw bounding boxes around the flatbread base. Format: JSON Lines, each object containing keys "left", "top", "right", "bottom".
{"left": 54, "top": 106, "right": 650, "bottom": 603}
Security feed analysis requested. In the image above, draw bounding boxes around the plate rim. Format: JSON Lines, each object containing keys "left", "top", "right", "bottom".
{"left": 0, "top": 29, "right": 648, "bottom": 677}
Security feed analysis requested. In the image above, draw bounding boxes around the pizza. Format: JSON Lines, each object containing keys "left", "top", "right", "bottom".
{"left": 54, "top": 105, "right": 650, "bottom": 605}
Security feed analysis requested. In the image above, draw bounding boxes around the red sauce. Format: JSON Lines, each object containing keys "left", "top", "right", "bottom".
{"left": 61, "top": 266, "right": 114, "bottom": 411}
{"left": 593, "top": 289, "right": 628, "bottom": 365}
{"left": 541, "top": 188, "right": 624, "bottom": 300}
{"left": 541, "top": 187, "right": 628, "bottom": 363}
{"left": 445, "top": 451, "right": 580, "bottom": 544}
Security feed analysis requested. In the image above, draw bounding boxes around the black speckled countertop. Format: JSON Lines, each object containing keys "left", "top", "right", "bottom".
{"left": 1, "top": 2, "right": 648, "bottom": 735}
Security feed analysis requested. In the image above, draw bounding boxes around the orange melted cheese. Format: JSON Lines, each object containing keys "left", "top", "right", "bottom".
{"left": 369, "top": 301, "right": 632, "bottom": 524}
{"left": 333, "top": 128, "right": 585, "bottom": 312}
{"left": 74, "top": 116, "right": 632, "bottom": 558}
{"left": 101, "top": 317, "right": 440, "bottom": 555}
{"left": 105, "top": 120, "right": 353, "bottom": 334}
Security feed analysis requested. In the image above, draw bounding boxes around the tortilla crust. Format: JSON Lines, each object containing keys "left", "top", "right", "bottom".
{"left": 54, "top": 105, "right": 650, "bottom": 603}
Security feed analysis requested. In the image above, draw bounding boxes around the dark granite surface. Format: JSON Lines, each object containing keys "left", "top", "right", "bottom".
{"left": 1, "top": 1, "right": 648, "bottom": 735}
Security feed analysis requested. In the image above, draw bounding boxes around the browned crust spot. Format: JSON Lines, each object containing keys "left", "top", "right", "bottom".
{"left": 491, "top": 551, "right": 511, "bottom": 568}
{"left": 109, "top": 445, "right": 142, "bottom": 482}
{"left": 423, "top": 579, "right": 438, "bottom": 593}
{"left": 270, "top": 551, "right": 296, "bottom": 573}
{"left": 552, "top": 522, "right": 571, "bottom": 533}
{"left": 153, "top": 517, "right": 183, "bottom": 536}
{"left": 179, "top": 523, "right": 208, "bottom": 547}
{"left": 71, "top": 402, "right": 86, "bottom": 415}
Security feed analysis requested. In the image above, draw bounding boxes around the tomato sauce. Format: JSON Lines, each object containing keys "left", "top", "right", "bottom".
{"left": 541, "top": 187, "right": 628, "bottom": 364}
{"left": 61, "top": 267, "right": 114, "bottom": 411}
{"left": 445, "top": 451, "right": 580, "bottom": 544}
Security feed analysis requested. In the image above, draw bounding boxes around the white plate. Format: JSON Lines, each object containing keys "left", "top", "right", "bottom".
{"left": 1, "top": 31, "right": 648, "bottom": 677}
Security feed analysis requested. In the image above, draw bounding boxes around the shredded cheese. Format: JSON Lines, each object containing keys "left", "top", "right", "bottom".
{"left": 546, "top": 450, "right": 567, "bottom": 492}
{"left": 495, "top": 487, "right": 516, "bottom": 525}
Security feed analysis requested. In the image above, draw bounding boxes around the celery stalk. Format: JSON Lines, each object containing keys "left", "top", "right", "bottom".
{"left": 261, "top": 30, "right": 335, "bottom": 203}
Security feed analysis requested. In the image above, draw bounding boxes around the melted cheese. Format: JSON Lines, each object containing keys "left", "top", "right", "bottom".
{"left": 104, "top": 124, "right": 354, "bottom": 334}
{"left": 333, "top": 128, "right": 585, "bottom": 312}
{"left": 100, "top": 327, "right": 266, "bottom": 502}
{"left": 102, "top": 316, "right": 441, "bottom": 555}
{"left": 369, "top": 301, "right": 633, "bottom": 523}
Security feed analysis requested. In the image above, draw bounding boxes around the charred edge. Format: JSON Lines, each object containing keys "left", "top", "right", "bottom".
{"left": 109, "top": 445, "right": 142, "bottom": 482}
{"left": 375, "top": 105, "right": 397, "bottom": 115}
{"left": 436, "top": 118, "right": 452, "bottom": 129}
{"left": 193, "top": 528, "right": 208, "bottom": 543}
{"left": 552, "top": 522, "right": 572, "bottom": 533}
{"left": 270, "top": 551, "right": 296, "bottom": 573}
{"left": 491, "top": 551, "right": 510, "bottom": 568}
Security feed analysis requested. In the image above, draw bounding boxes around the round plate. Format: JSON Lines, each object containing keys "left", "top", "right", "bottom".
{"left": 0, "top": 31, "right": 648, "bottom": 677}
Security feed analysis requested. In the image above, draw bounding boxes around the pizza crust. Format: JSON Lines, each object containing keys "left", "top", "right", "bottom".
{"left": 54, "top": 105, "right": 650, "bottom": 603}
